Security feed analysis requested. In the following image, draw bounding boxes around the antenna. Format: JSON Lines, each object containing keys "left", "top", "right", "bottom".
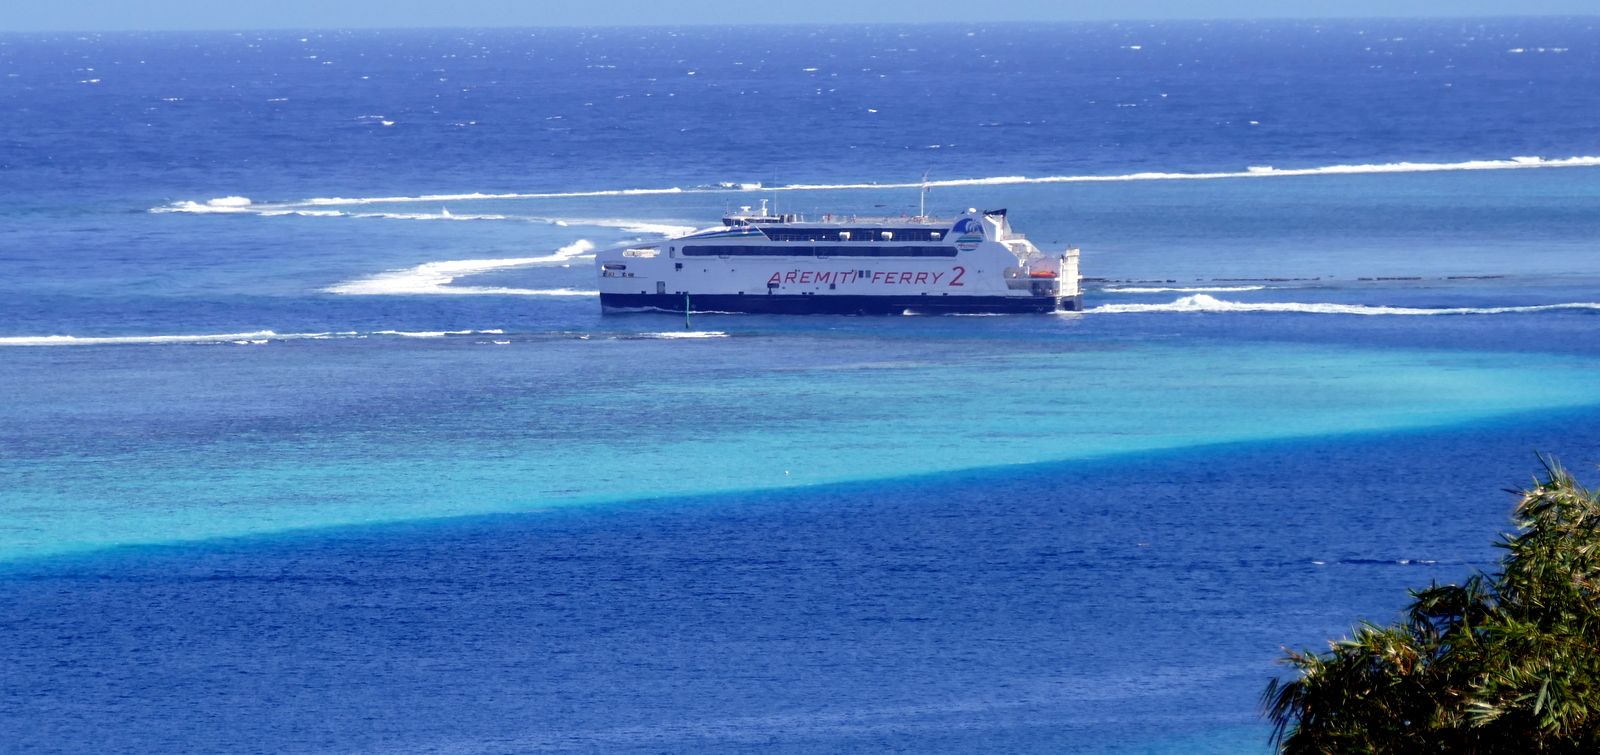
{"left": 919, "top": 169, "right": 930, "bottom": 219}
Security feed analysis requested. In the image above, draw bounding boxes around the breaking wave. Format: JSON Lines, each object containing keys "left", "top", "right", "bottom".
{"left": 0, "top": 328, "right": 732, "bottom": 347}
{"left": 573, "top": 219, "right": 702, "bottom": 237}
{"left": 373, "top": 329, "right": 504, "bottom": 338}
{"left": 324, "top": 241, "right": 599, "bottom": 295}
{"left": 1088, "top": 294, "right": 1600, "bottom": 315}
{"left": 776, "top": 155, "right": 1600, "bottom": 192}
{"left": 0, "top": 330, "right": 308, "bottom": 346}
{"left": 1099, "top": 285, "right": 1267, "bottom": 293}
{"left": 0, "top": 329, "right": 481, "bottom": 346}
{"left": 298, "top": 186, "right": 688, "bottom": 205}
{"left": 156, "top": 199, "right": 515, "bottom": 222}
{"left": 160, "top": 155, "right": 1600, "bottom": 210}
{"left": 152, "top": 200, "right": 698, "bottom": 237}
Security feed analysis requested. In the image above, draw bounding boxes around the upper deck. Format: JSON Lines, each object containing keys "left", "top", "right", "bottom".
{"left": 719, "top": 200, "right": 975, "bottom": 230}
{"left": 699, "top": 202, "right": 1022, "bottom": 245}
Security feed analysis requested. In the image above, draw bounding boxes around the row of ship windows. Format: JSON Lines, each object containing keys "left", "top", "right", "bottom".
{"left": 681, "top": 245, "right": 957, "bottom": 258}
{"left": 759, "top": 228, "right": 949, "bottom": 242}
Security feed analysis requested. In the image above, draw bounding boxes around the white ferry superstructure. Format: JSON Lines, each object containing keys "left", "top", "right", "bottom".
{"left": 595, "top": 204, "right": 1081, "bottom": 315}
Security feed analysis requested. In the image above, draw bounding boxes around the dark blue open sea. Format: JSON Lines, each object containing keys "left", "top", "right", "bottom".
{"left": 4, "top": 19, "right": 1600, "bottom": 753}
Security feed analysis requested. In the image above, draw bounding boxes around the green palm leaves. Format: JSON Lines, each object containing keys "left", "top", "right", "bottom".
{"left": 1265, "top": 458, "right": 1600, "bottom": 753}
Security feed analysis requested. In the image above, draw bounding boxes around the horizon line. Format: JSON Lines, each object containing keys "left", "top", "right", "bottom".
{"left": 4, "top": 14, "right": 1598, "bottom": 35}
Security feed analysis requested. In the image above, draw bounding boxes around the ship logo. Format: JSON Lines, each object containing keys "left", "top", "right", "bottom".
{"left": 951, "top": 218, "right": 985, "bottom": 251}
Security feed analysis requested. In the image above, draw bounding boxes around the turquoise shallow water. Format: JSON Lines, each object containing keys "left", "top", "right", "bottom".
{"left": 7, "top": 409, "right": 1594, "bottom": 754}
{"left": 5, "top": 334, "right": 1599, "bottom": 561}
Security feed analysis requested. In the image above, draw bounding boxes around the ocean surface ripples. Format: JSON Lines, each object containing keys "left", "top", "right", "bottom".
{"left": 3, "top": 18, "right": 1600, "bottom": 754}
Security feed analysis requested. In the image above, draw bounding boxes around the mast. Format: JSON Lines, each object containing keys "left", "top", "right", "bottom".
{"left": 919, "top": 170, "right": 930, "bottom": 219}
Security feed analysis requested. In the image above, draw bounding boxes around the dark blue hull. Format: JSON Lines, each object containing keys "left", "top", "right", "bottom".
{"left": 600, "top": 293, "right": 1081, "bottom": 315}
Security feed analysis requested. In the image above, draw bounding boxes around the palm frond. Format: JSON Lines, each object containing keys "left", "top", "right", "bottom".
{"left": 1265, "top": 458, "right": 1600, "bottom": 753}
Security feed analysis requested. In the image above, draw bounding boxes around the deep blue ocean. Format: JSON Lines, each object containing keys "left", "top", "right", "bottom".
{"left": 4, "top": 19, "right": 1600, "bottom": 753}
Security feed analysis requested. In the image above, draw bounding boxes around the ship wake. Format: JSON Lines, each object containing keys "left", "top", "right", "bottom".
{"left": 1088, "top": 294, "right": 1600, "bottom": 315}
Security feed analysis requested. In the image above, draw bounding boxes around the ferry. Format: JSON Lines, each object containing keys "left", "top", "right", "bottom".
{"left": 596, "top": 203, "right": 1081, "bottom": 315}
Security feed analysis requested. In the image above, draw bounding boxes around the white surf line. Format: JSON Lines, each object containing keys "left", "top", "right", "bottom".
{"left": 0, "top": 328, "right": 732, "bottom": 347}
{"left": 0, "top": 329, "right": 518, "bottom": 347}
{"left": 171, "top": 155, "right": 1600, "bottom": 210}
{"left": 298, "top": 186, "right": 689, "bottom": 206}
{"left": 150, "top": 200, "right": 700, "bottom": 237}
{"left": 566, "top": 218, "right": 701, "bottom": 237}
{"left": 0, "top": 330, "right": 315, "bottom": 346}
{"left": 373, "top": 329, "right": 506, "bottom": 338}
{"left": 323, "top": 240, "right": 603, "bottom": 296}
{"left": 153, "top": 195, "right": 694, "bottom": 214}
{"left": 152, "top": 200, "right": 520, "bottom": 220}
{"left": 1088, "top": 294, "right": 1600, "bottom": 315}
{"left": 776, "top": 155, "right": 1600, "bottom": 192}
{"left": 1099, "top": 285, "right": 1267, "bottom": 293}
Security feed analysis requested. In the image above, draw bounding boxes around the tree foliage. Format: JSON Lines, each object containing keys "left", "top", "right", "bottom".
{"left": 1264, "top": 458, "right": 1600, "bottom": 754}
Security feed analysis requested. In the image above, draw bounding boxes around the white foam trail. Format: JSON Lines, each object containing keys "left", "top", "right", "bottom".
{"left": 1089, "top": 294, "right": 1600, "bottom": 315}
{"left": 0, "top": 329, "right": 513, "bottom": 346}
{"left": 157, "top": 199, "right": 257, "bottom": 214}
{"left": 156, "top": 203, "right": 511, "bottom": 222}
{"left": 491, "top": 288, "right": 599, "bottom": 296}
{"left": 1100, "top": 285, "right": 1266, "bottom": 293}
{"left": 329, "top": 211, "right": 508, "bottom": 220}
{"left": 567, "top": 218, "right": 701, "bottom": 237}
{"left": 643, "top": 331, "right": 728, "bottom": 338}
{"left": 152, "top": 200, "right": 696, "bottom": 237}
{"left": 776, "top": 155, "right": 1600, "bottom": 192}
{"left": 195, "top": 155, "right": 1600, "bottom": 210}
{"left": 258, "top": 209, "right": 349, "bottom": 217}
{"left": 325, "top": 241, "right": 597, "bottom": 295}
{"left": 374, "top": 329, "right": 483, "bottom": 337}
{"left": 299, "top": 186, "right": 687, "bottom": 206}
{"left": 0, "top": 330, "right": 309, "bottom": 346}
